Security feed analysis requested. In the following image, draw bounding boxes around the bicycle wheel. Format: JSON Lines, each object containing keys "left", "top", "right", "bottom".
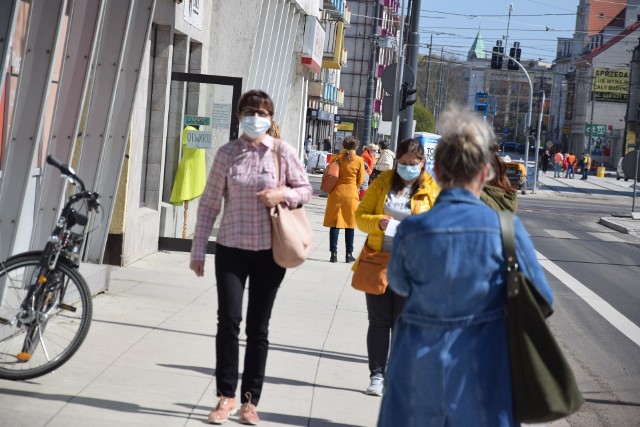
{"left": 0, "top": 252, "right": 92, "bottom": 380}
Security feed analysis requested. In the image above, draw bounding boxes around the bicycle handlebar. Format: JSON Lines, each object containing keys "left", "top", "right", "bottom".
{"left": 47, "top": 155, "right": 85, "bottom": 192}
{"left": 47, "top": 155, "right": 100, "bottom": 212}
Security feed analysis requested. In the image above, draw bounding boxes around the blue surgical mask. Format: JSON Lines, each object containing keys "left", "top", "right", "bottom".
{"left": 396, "top": 164, "right": 422, "bottom": 181}
{"left": 241, "top": 116, "right": 271, "bottom": 139}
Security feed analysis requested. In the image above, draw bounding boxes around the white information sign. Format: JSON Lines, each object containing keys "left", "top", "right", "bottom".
{"left": 212, "top": 103, "right": 232, "bottom": 129}
{"left": 186, "top": 130, "right": 213, "bottom": 149}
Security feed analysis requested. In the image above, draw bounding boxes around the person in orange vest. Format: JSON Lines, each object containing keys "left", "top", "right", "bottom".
{"left": 554, "top": 151, "right": 564, "bottom": 178}
{"left": 565, "top": 152, "right": 576, "bottom": 179}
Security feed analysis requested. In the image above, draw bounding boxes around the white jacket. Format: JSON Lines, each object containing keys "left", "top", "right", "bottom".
{"left": 375, "top": 149, "right": 395, "bottom": 171}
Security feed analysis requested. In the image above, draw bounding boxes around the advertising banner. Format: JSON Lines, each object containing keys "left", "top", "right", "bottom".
{"left": 593, "top": 68, "right": 628, "bottom": 103}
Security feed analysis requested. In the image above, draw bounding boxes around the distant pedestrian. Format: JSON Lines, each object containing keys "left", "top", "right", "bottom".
{"left": 304, "top": 134, "right": 312, "bottom": 153}
{"left": 370, "top": 140, "right": 395, "bottom": 181}
{"left": 554, "top": 151, "right": 563, "bottom": 178}
{"left": 541, "top": 150, "right": 550, "bottom": 174}
{"left": 362, "top": 144, "right": 379, "bottom": 172}
{"left": 377, "top": 105, "right": 553, "bottom": 427}
{"left": 190, "top": 90, "right": 312, "bottom": 425}
{"left": 354, "top": 138, "right": 440, "bottom": 397}
{"left": 580, "top": 152, "right": 589, "bottom": 180}
{"left": 323, "top": 136, "right": 365, "bottom": 263}
{"left": 323, "top": 137, "right": 332, "bottom": 152}
{"left": 565, "top": 152, "right": 576, "bottom": 179}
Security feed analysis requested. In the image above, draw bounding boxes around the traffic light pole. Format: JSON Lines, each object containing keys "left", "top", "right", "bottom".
{"left": 390, "top": 0, "right": 406, "bottom": 152}
{"left": 491, "top": 51, "right": 533, "bottom": 193}
{"left": 398, "top": 0, "right": 421, "bottom": 142}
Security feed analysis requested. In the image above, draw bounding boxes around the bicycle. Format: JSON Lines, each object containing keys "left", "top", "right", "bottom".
{"left": 0, "top": 155, "right": 100, "bottom": 380}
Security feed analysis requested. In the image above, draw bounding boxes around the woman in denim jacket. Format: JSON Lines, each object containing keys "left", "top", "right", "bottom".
{"left": 378, "top": 106, "right": 553, "bottom": 427}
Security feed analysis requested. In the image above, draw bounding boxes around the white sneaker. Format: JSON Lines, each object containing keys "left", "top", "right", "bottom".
{"left": 365, "top": 374, "right": 384, "bottom": 396}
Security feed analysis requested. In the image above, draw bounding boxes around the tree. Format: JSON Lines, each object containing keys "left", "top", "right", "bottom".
{"left": 414, "top": 102, "right": 435, "bottom": 133}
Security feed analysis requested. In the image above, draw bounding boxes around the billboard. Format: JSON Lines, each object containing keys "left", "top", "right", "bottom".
{"left": 415, "top": 132, "right": 440, "bottom": 177}
{"left": 593, "top": 68, "right": 628, "bottom": 103}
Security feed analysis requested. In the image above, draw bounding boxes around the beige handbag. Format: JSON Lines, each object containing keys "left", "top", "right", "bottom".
{"left": 270, "top": 140, "right": 313, "bottom": 268}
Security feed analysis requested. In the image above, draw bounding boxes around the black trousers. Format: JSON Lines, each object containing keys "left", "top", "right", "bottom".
{"left": 329, "top": 227, "right": 354, "bottom": 253}
{"left": 365, "top": 288, "right": 405, "bottom": 377}
{"left": 214, "top": 244, "right": 286, "bottom": 406}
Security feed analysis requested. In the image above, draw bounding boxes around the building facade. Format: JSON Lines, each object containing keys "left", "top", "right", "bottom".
{"left": 339, "top": 0, "right": 400, "bottom": 144}
{"left": 0, "top": 0, "right": 338, "bottom": 295}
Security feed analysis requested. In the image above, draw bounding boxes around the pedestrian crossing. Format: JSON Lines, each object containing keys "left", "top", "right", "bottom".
{"left": 544, "top": 228, "right": 630, "bottom": 243}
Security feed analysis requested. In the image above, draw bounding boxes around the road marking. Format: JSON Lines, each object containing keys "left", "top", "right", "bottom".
{"left": 545, "top": 229, "right": 579, "bottom": 239}
{"left": 587, "top": 232, "right": 626, "bottom": 242}
{"left": 537, "top": 251, "right": 640, "bottom": 348}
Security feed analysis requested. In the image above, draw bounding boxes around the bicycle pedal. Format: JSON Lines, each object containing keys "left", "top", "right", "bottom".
{"left": 17, "top": 352, "right": 31, "bottom": 362}
{"left": 59, "top": 303, "right": 77, "bottom": 312}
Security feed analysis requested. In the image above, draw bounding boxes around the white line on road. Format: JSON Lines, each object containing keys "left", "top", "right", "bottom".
{"left": 537, "top": 251, "right": 640, "bottom": 348}
{"left": 545, "top": 230, "right": 579, "bottom": 240}
{"left": 587, "top": 232, "right": 626, "bottom": 242}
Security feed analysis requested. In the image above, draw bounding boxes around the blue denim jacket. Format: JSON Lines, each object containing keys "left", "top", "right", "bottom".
{"left": 378, "top": 188, "right": 553, "bottom": 427}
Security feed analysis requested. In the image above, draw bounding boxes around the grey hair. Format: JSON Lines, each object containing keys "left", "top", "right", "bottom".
{"left": 434, "top": 104, "right": 496, "bottom": 188}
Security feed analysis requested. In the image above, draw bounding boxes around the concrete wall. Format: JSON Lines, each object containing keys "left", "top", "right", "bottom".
{"left": 116, "top": 0, "right": 315, "bottom": 265}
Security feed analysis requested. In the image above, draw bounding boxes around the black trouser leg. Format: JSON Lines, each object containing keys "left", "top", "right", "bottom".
{"left": 345, "top": 228, "right": 354, "bottom": 253}
{"left": 240, "top": 249, "right": 285, "bottom": 405}
{"left": 330, "top": 227, "right": 340, "bottom": 252}
{"left": 365, "top": 289, "right": 405, "bottom": 377}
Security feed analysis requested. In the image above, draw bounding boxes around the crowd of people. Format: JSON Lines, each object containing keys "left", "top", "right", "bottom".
{"left": 189, "top": 89, "right": 555, "bottom": 426}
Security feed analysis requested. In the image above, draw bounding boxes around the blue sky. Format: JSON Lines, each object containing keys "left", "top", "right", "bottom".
{"left": 417, "top": 0, "right": 577, "bottom": 62}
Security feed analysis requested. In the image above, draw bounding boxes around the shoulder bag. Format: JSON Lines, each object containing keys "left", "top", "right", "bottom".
{"left": 498, "top": 211, "right": 584, "bottom": 423}
{"left": 270, "top": 140, "right": 313, "bottom": 268}
{"left": 351, "top": 238, "right": 390, "bottom": 295}
{"left": 320, "top": 156, "right": 340, "bottom": 193}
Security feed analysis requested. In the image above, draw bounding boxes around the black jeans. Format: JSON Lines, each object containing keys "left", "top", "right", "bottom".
{"left": 365, "top": 288, "right": 405, "bottom": 377}
{"left": 214, "top": 244, "right": 286, "bottom": 406}
{"left": 329, "top": 227, "right": 354, "bottom": 253}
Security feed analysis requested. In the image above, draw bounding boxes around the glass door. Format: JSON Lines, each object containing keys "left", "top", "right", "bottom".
{"left": 159, "top": 72, "right": 242, "bottom": 252}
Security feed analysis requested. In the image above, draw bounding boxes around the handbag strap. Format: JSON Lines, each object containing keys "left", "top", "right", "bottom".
{"left": 272, "top": 139, "right": 282, "bottom": 186}
{"left": 497, "top": 210, "right": 518, "bottom": 272}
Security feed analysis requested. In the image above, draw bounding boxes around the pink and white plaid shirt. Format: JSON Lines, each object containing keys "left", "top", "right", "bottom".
{"left": 191, "top": 135, "right": 312, "bottom": 261}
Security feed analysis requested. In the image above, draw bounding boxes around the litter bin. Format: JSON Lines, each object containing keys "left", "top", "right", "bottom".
{"left": 596, "top": 166, "right": 605, "bottom": 178}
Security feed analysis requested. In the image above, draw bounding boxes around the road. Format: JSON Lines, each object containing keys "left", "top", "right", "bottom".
{"left": 518, "top": 194, "right": 640, "bottom": 426}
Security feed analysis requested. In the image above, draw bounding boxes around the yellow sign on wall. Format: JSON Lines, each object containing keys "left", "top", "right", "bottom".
{"left": 593, "top": 68, "right": 628, "bottom": 103}
{"left": 337, "top": 122, "right": 354, "bottom": 131}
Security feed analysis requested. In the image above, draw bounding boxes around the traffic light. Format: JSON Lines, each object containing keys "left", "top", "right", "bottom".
{"left": 491, "top": 41, "right": 503, "bottom": 70}
{"left": 508, "top": 42, "right": 521, "bottom": 70}
{"left": 400, "top": 82, "right": 417, "bottom": 111}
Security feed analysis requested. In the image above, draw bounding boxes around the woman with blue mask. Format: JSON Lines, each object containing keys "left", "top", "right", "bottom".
{"left": 353, "top": 138, "right": 440, "bottom": 396}
{"left": 191, "top": 90, "right": 312, "bottom": 425}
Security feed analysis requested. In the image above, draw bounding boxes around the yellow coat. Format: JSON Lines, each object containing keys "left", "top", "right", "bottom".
{"left": 323, "top": 150, "right": 365, "bottom": 228}
{"left": 354, "top": 169, "right": 440, "bottom": 258}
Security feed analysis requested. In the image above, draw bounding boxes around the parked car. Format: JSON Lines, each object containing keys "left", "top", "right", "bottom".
{"left": 500, "top": 141, "right": 518, "bottom": 152}
{"left": 617, "top": 157, "right": 628, "bottom": 181}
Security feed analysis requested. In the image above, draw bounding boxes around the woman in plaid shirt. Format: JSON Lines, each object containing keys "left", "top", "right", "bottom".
{"left": 190, "top": 90, "right": 312, "bottom": 425}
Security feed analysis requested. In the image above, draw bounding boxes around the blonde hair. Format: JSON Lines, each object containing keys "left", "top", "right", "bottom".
{"left": 267, "top": 120, "right": 281, "bottom": 138}
{"left": 434, "top": 104, "right": 495, "bottom": 188}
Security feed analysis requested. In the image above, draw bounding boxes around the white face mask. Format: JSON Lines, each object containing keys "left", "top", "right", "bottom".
{"left": 241, "top": 116, "right": 271, "bottom": 139}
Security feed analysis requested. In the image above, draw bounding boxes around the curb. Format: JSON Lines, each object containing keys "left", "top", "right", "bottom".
{"left": 599, "top": 218, "right": 629, "bottom": 234}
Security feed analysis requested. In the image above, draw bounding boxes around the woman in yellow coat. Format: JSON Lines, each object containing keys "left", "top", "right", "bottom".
{"left": 323, "top": 136, "right": 365, "bottom": 263}
{"left": 353, "top": 138, "right": 440, "bottom": 396}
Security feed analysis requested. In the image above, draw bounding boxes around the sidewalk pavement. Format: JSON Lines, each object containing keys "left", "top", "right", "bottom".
{"left": 0, "top": 196, "right": 380, "bottom": 427}
{"left": 0, "top": 178, "right": 617, "bottom": 427}
{"left": 528, "top": 171, "right": 640, "bottom": 237}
